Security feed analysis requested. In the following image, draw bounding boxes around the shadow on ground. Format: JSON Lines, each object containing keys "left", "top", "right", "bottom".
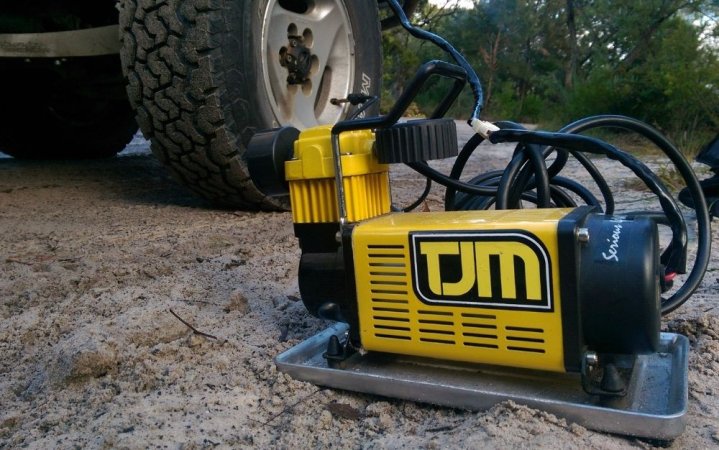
{"left": 0, "top": 153, "right": 212, "bottom": 209}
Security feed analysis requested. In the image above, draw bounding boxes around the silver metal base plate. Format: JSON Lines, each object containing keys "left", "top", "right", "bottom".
{"left": 276, "top": 323, "right": 689, "bottom": 440}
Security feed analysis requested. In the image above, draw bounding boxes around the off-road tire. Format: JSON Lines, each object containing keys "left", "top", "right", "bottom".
{"left": 120, "top": 0, "right": 382, "bottom": 209}
{"left": 0, "top": 56, "right": 137, "bottom": 159}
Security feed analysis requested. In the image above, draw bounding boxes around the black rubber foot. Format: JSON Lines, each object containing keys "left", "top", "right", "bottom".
{"left": 678, "top": 174, "right": 719, "bottom": 218}
{"left": 696, "top": 133, "right": 719, "bottom": 168}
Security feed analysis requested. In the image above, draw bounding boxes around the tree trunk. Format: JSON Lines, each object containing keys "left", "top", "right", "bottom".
{"left": 565, "top": 0, "right": 578, "bottom": 89}
{"left": 479, "top": 30, "right": 502, "bottom": 109}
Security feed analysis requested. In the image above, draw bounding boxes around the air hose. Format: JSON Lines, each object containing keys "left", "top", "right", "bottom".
{"left": 381, "top": 5, "right": 711, "bottom": 315}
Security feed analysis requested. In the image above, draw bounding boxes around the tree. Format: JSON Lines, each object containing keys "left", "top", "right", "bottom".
{"left": 380, "top": 0, "right": 719, "bottom": 142}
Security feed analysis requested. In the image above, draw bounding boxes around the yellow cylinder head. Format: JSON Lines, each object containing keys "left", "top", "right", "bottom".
{"left": 285, "top": 125, "right": 391, "bottom": 223}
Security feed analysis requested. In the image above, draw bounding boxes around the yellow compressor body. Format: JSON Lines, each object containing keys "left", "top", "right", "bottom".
{"left": 247, "top": 124, "right": 661, "bottom": 387}
{"left": 352, "top": 209, "right": 567, "bottom": 372}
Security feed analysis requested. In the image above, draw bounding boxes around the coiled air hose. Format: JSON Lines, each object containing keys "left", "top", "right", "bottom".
{"left": 382, "top": 3, "right": 711, "bottom": 315}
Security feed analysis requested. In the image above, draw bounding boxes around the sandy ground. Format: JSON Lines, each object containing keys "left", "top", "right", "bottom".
{"left": 1, "top": 129, "right": 718, "bottom": 449}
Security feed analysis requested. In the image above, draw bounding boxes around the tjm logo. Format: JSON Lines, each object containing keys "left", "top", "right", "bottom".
{"left": 410, "top": 231, "right": 553, "bottom": 311}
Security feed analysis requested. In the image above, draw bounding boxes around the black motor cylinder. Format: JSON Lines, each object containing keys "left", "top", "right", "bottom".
{"left": 578, "top": 215, "right": 661, "bottom": 354}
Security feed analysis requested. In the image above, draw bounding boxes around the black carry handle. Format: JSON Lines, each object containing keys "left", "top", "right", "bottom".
{"left": 333, "top": 60, "right": 466, "bottom": 135}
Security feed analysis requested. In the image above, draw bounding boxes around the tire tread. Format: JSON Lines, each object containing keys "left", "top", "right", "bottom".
{"left": 120, "top": 0, "right": 380, "bottom": 209}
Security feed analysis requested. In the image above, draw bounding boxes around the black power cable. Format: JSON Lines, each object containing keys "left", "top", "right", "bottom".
{"left": 438, "top": 116, "right": 710, "bottom": 315}
{"left": 490, "top": 128, "right": 688, "bottom": 273}
{"left": 384, "top": 0, "right": 484, "bottom": 123}
{"left": 380, "top": 5, "right": 711, "bottom": 314}
{"left": 400, "top": 177, "right": 432, "bottom": 212}
{"left": 540, "top": 115, "right": 711, "bottom": 313}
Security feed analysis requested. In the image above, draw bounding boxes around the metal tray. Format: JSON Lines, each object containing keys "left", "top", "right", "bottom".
{"left": 276, "top": 323, "right": 689, "bottom": 440}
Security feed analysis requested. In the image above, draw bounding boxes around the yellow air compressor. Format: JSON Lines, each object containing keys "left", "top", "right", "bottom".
{"left": 244, "top": 27, "right": 710, "bottom": 437}
{"left": 248, "top": 117, "right": 663, "bottom": 396}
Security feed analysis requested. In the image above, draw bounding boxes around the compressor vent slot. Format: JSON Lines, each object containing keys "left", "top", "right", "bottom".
{"left": 370, "top": 280, "right": 407, "bottom": 286}
{"left": 418, "top": 319, "right": 453, "bottom": 326}
{"left": 464, "top": 342, "right": 499, "bottom": 349}
{"left": 462, "top": 323, "right": 497, "bottom": 330}
{"left": 372, "top": 307, "right": 409, "bottom": 313}
{"left": 461, "top": 313, "right": 496, "bottom": 320}
{"left": 369, "top": 271, "right": 405, "bottom": 277}
{"left": 506, "top": 336, "right": 544, "bottom": 343}
{"left": 458, "top": 313, "right": 499, "bottom": 349}
{"left": 368, "top": 243, "right": 411, "bottom": 342}
{"left": 375, "top": 324, "right": 411, "bottom": 331}
{"left": 373, "top": 313, "right": 411, "bottom": 338}
{"left": 366, "top": 244, "right": 406, "bottom": 262}
{"left": 371, "top": 297, "right": 408, "bottom": 305}
{"left": 418, "top": 309, "right": 453, "bottom": 317}
{"left": 368, "top": 262, "right": 405, "bottom": 268}
{"left": 373, "top": 318, "right": 411, "bottom": 341}
{"left": 375, "top": 333, "right": 411, "bottom": 341}
{"left": 461, "top": 330, "right": 499, "bottom": 349}
{"left": 504, "top": 325, "right": 546, "bottom": 354}
{"left": 368, "top": 244, "right": 410, "bottom": 307}
{"left": 506, "top": 346, "right": 545, "bottom": 354}
{"left": 373, "top": 316, "right": 410, "bottom": 323}
{"left": 419, "top": 328, "right": 454, "bottom": 336}
{"left": 420, "top": 337, "right": 456, "bottom": 345}
{"left": 416, "top": 309, "right": 456, "bottom": 344}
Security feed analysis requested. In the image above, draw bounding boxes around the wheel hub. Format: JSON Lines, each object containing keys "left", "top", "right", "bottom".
{"left": 261, "top": 0, "right": 355, "bottom": 128}
{"left": 280, "top": 37, "right": 313, "bottom": 85}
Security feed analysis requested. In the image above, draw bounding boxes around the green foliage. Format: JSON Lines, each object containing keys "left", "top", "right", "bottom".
{"left": 381, "top": 0, "right": 719, "bottom": 152}
{"left": 563, "top": 68, "right": 623, "bottom": 120}
{"left": 491, "top": 81, "right": 546, "bottom": 122}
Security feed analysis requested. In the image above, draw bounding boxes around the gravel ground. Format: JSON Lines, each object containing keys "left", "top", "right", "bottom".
{"left": 1, "top": 128, "right": 718, "bottom": 449}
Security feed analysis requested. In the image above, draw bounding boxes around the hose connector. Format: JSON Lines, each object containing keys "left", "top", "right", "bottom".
{"left": 470, "top": 118, "right": 499, "bottom": 139}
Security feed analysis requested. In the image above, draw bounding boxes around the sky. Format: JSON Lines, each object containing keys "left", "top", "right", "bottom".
{"left": 430, "top": 1, "right": 717, "bottom": 47}
{"left": 428, "top": 0, "right": 475, "bottom": 9}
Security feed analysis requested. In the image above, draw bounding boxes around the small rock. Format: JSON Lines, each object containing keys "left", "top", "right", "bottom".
{"left": 225, "top": 289, "right": 251, "bottom": 315}
{"left": 325, "top": 401, "right": 362, "bottom": 421}
{"left": 0, "top": 416, "right": 20, "bottom": 430}
{"left": 48, "top": 330, "right": 117, "bottom": 385}
{"left": 569, "top": 422, "right": 586, "bottom": 436}
{"left": 187, "top": 334, "right": 206, "bottom": 348}
{"left": 318, "top": 410, "right": 333, "bottom": 428}
{"left": 378, "top": 412, "right": 393, "bottom": 429}
{"left": 365, "top": 401, "right": 392, "bottom": 417}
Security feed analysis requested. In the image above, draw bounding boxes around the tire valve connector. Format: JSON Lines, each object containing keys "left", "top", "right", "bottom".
{"left": 247, "top": 122, "right": 662, "bottom": 397}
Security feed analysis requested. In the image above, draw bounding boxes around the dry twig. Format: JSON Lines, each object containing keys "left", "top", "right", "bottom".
{"left": 251, "top": 388, "right": 325, "bottom": 426}
{"left": 169, "top": 309, "right": 218, "bottom": 340}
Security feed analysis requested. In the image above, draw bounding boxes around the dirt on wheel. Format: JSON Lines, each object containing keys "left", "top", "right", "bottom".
{"left": 1, "top": 132, "right": 718, "bottom": 449}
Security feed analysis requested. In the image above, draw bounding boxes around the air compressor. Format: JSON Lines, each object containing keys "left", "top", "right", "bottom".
{"left": 249, "top": 117, "right": 663, "bottom": 395}
{"left": 243, "top": 0, "right": 711, "bottom": 439}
